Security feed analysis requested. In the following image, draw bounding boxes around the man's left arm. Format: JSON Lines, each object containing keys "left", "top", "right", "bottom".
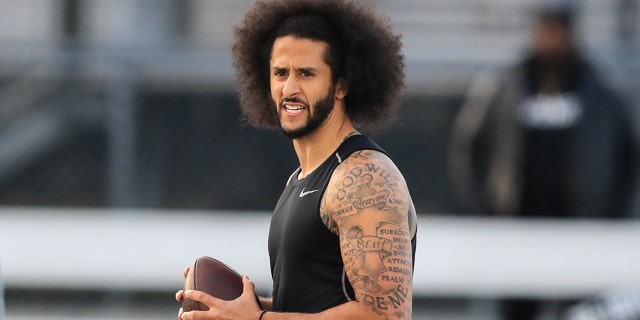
{"left": 321, "top": 149, "right": 415, "bottom": 320}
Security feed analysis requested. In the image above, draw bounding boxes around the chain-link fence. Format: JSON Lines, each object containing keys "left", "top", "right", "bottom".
{"left": 0, "top": 85, "right": 467, "bottom": 213}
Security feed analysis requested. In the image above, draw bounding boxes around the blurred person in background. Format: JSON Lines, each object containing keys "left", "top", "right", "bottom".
{"left": 449, "top": 1, "right": 639, "bottom": 320}
{"left": 176, "top": 0, "right": 417, "bottom": 319}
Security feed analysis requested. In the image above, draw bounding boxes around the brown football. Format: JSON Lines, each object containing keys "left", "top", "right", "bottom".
{"left": 182, "top": 256, "right": 244, "bottom": 312}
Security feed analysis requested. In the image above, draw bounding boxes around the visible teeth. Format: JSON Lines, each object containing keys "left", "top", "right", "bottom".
{"left": 285, "top": 105, "right": 303, "bottom": 111}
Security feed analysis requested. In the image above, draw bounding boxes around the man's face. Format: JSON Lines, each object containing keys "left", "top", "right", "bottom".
{"left": 269, "top": 36, "right": 336, "bottom": 139}
{"left": 532, "top": 20, "right": 573, "bottom": 61}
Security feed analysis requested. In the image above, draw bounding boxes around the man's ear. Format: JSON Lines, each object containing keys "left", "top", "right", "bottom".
{"left": 335, "top": 79, "right": 348, "bottom": 100}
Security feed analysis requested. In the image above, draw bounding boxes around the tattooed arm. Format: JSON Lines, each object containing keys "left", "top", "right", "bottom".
{"left": 179, "top": 150, "right": 416, "bottom": 320}
{"left": 321, "top": 150, "right": 416, "bottom": 320}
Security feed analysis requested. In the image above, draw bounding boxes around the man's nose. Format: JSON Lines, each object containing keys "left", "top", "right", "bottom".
{"left": 282, "top": 75, "right": 300, "bottom": 97}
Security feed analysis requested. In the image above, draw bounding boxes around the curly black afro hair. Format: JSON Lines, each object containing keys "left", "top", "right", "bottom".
{"left": 231, "top": 0, "right": 405, "bottom": 131}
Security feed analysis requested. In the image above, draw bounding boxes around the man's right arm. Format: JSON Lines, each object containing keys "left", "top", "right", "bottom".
{"left": 259, "top": 297, "right": 273, "bottom": 311}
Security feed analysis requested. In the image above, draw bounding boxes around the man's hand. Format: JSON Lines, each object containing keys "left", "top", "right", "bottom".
{"left": 176, "top": 266, "right": 191, "bottom": 319}
{"left": 178, "top": 276, "right": 263, "bottom": 320}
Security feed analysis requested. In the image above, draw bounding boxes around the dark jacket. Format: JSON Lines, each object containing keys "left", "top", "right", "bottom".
{"left": 449, "top": 54, "right": 638, "bottom": 218}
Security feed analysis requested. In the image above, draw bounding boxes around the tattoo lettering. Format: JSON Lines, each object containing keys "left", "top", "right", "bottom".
{"left": 340, "top": 172, "right": 392, "bottom": 211}
{"left": 364, "top": 163, "right": 398, "bottom": 190}
{"left": 343, "top": 226, "right": 391, "bottom": 293}
{"left": 323, "top": 150, "right": 415, "bottom": 316}
{"left": 336, "top": 157, "right": 406, "bottom": 213}
{"left": 357, "top": 284, "right": 410, "bottom": 310}
{"left": 343, "top": 219, "right": 413, "bottom": 294}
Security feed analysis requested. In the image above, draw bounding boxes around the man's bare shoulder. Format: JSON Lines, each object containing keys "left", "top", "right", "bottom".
{"left": 320, "top": 149, "right": 414, "bottom": 235}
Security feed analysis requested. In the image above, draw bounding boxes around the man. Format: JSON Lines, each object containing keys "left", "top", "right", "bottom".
{"left": 176, "top": 0, "right": 417, "bottom": 319}
{"left": 449, "top": 3, "right": 638, "bottom": 320}
{"left": 450, "top": 3, "right": 638, "bottom": 219}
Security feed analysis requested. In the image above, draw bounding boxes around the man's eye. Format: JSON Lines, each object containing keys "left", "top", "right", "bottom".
{"left": 302, "top": 71, "right": 313, "bottom": 77}
{"left": 274, "top": 70, "right": 286, "bottom": 77}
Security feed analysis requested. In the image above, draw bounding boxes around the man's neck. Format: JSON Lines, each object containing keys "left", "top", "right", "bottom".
{"left": 292, "top": 117, "right": 356, "bottom": 179}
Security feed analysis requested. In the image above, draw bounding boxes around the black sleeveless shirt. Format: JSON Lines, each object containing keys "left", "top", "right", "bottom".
{"left": 268, "top": 135, "right": 417, "bottom": 313}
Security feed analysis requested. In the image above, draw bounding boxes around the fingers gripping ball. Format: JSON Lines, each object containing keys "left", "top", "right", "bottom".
{"left": 182, "top": 256, "right": 245, "bottom": 312}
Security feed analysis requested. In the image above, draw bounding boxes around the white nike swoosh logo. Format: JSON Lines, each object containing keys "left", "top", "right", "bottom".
{"left": 299, "top": 189, "right": 320, "bottom": 198}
